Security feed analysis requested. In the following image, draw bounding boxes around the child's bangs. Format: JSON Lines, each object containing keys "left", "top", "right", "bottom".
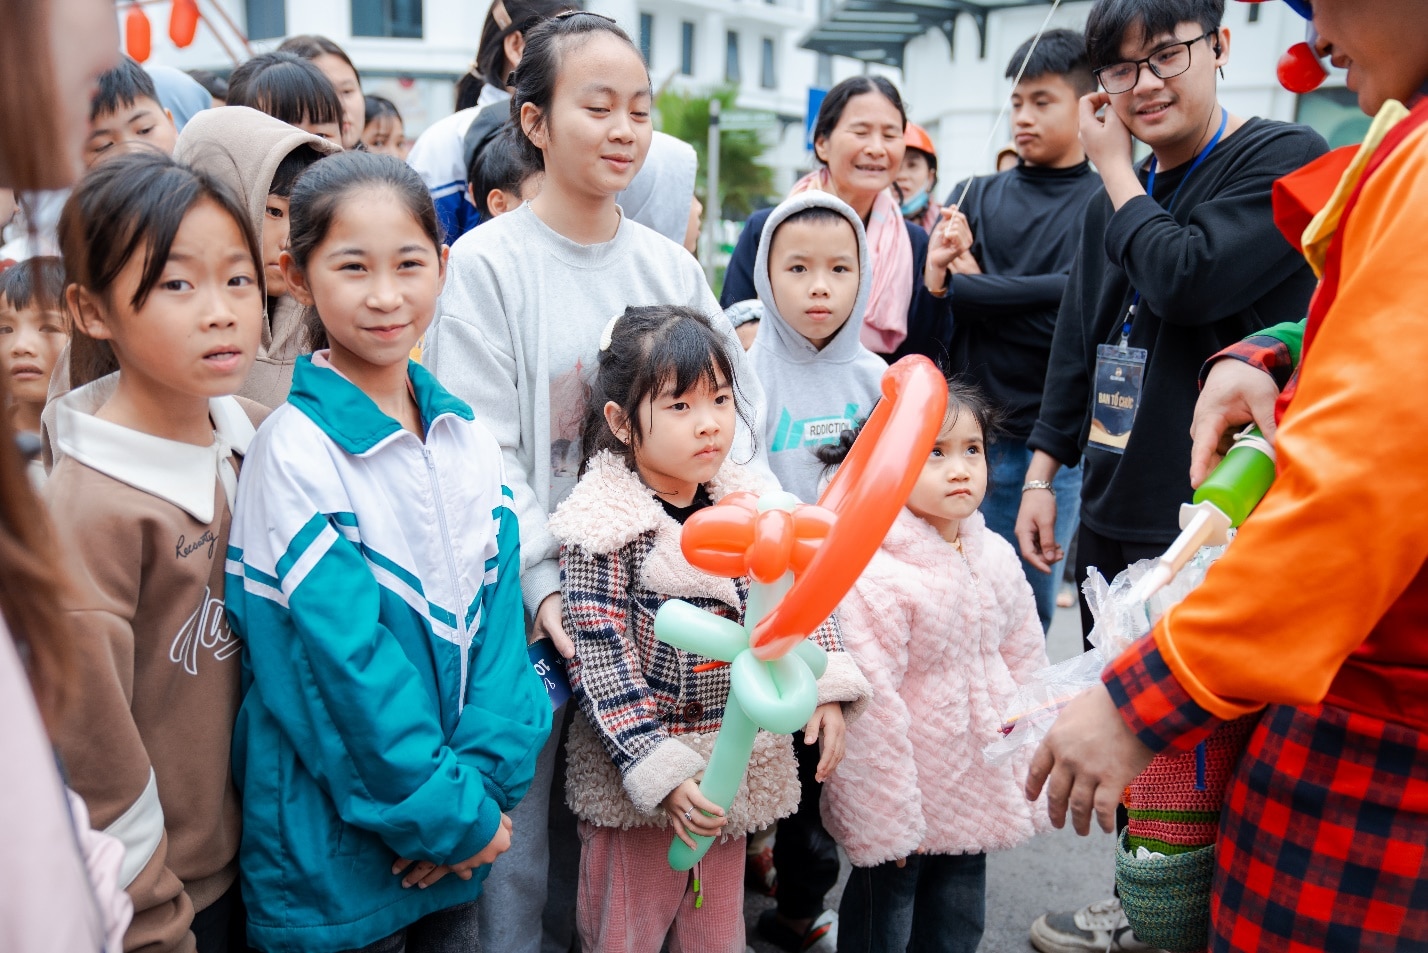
{"left": 643, "top": 317, "right": 734, "bottom": 402}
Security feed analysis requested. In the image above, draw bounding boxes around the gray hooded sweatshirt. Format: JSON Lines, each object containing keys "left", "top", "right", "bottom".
{"left": 751, "top": 192, "right": 887, "bottom": 503}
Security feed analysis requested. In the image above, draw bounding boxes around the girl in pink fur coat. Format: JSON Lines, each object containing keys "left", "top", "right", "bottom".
{"left": 820, "top": 380, "right": 1051, "bottom": 953}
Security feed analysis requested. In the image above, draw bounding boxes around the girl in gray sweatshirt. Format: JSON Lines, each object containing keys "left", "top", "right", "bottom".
{"left": 421, "top": 15, "right": 767, "bottom": 953}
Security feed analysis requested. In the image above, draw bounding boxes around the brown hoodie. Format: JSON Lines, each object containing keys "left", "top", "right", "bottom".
{"left": 174, "top": 106, "right": 341, "bottom": 408}
{"left": 45, "top": 374, "right": 267, "bottom": 953}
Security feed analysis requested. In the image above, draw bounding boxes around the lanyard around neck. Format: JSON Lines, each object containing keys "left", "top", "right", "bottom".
{"left": 1120, "top": 107, "right": 1230, "bottom": 344}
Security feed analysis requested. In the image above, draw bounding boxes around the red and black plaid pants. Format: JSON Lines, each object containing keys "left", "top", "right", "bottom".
{"left": 1212, "top": 702, "right": 1428, "bottom": 951}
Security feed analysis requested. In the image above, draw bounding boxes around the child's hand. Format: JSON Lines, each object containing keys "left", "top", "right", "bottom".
{"left": 390, "top": 812, "right": 513, "bottom": 888}
{"left": 804, "top": 702, "right": 846, "bottom": 782}
{"left": 661, "top": 779, "right": 728, "bottom": 849}
{"left": 533, "top": 592, "right": 576, "bottom": 659}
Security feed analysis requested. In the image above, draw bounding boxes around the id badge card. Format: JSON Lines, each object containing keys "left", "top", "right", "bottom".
{"left": 1088, "top": 344, "right": 1147, "bottom": 454}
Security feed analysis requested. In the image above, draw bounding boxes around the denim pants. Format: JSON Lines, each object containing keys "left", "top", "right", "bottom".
{"left": 341, "top": 899, "right": 481, "bottom": 953}
{"left": 836, "top": 853, "right": 987, "bottom": 953}
{"left": 982, "top": 437, "right": 1082, "bottom": 631}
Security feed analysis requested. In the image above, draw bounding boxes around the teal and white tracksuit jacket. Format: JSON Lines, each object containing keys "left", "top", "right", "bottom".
{"left": 226, "top": 356, "right": 552, "bottom": 953}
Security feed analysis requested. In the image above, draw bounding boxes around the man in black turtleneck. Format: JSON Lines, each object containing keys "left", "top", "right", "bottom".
{"left": 943, "top": 28, "right": 1103, "bottom": 631}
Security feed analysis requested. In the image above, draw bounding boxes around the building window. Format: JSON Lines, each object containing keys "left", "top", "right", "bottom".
{"left": 680, "top": 21, "right": 695, "bottom": 76}
{"left": 760, "top": 37, "right": 776, "bottom": 89}
{"left": 639, "top": 13, "right": 653, "bottom": 66}
{"left": 726, "top": 31, "right": 741, "bottom": 84}
{"left": 246, "top": 0, "right": 286, "bottom": 40}
{"left": 351, "top": 0, "right": 422, "bottom": 38}
{"left": 816, "top": 52, "right": 833, "bottom": 88}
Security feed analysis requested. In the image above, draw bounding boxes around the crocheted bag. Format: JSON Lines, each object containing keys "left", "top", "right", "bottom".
{"left": 1115, "top": 715, "right": 1257, "bottom": 951}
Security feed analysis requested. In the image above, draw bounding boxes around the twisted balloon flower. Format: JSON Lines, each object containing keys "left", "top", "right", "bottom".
{"left": 653, "top": 356, "right": 948, "bottom": 869}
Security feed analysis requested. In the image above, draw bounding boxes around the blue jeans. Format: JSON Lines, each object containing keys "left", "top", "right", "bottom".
{"left": 982, "top": 437, "right": 1082, "bottom": 632}
{"left": 836, "top": 853, "right": 987, "bottom": 953}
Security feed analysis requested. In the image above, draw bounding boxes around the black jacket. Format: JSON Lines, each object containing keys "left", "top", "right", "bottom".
{"left": 720, "top": 206, "right": 953, "bottom": 364}
{"left": 946, "top": 161, "right": 1103, "bottom": 438}
{"left": 1028, "top": 118, "right": 1328, "bottom": 544}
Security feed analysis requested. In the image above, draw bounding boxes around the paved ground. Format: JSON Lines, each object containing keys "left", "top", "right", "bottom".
{"left": 743, "top": 603, "right": 1117, "bottom": 953}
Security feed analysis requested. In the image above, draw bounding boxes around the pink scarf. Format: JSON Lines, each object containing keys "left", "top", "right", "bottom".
{"left": 790, "top": 168, "right": 914, "bottom": 353}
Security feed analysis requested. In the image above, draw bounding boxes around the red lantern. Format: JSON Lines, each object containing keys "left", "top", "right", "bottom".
{"left": 125, "top": 3, "right": 152, "bottom": 62}
{"left": 170, "top": 0, "right": 200, "bottom": 48}
{"left": 1277, "top": 41, "right": 1328, "bottom": 94}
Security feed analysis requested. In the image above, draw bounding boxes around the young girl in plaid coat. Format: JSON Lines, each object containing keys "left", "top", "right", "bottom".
{"left": 548, "top": 305, "right": 871, "bottom": 953}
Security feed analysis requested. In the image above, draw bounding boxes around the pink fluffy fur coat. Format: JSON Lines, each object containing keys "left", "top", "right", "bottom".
{"left": 822, "top": 507, "right": 1053, "bottom": 867}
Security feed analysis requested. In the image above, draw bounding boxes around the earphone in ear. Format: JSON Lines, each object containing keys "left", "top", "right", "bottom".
{"left": 1213, "top": 41, "right": 1223, "bottom": 57}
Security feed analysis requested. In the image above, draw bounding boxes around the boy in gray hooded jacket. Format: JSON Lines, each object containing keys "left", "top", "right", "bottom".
{"left": 750, "top": 191, "right": 889, "bottom": 505}
{"left": 748, "top": 190, "right": 890, "bottom": 947}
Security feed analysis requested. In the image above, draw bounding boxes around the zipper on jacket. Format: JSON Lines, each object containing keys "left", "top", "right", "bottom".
{"left": 956, "top": 543, "right": 981, "bottom": 618}
{"left": 425, "top": 445, "right": 470, "bottom": 709}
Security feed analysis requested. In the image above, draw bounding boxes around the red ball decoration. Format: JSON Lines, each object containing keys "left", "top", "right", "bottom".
{"left": 1277, "top": 42, "right": 1328, "bottom": 94}
{"left": 170, "top": 0, "right": 200, "bottom": 48}
{"left": 125, "top": 3, "right": 152, "bottom": 62}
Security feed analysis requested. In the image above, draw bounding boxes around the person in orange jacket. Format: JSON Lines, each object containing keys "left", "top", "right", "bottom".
{"left": 1026, "top": 1, "right": 1428, "bottom": 950}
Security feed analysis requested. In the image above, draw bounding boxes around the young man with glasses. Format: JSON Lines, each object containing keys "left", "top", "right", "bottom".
{"left": 1014, "top": 1, "right": 1327, "bottom": 950}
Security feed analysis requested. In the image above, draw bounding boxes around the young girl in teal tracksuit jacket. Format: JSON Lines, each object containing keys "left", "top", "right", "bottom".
{"left": 226, "top": 151, "right": 551, "bottom": 953}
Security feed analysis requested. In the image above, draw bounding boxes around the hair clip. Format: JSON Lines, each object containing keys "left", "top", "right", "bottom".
{"left": 598, "top": 311, "right": 622, "bottom": 352}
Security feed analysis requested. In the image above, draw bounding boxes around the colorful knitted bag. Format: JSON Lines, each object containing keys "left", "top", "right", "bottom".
{"left": 1115, "top": 715, "right": 1257, "bottom": 951}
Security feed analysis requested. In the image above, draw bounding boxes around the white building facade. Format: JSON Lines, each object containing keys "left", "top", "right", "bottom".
{"left": 123, "top": 0, "right": 875, "bottom": 193}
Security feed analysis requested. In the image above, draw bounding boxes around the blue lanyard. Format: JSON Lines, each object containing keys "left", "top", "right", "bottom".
{"left": 1120, "top": 107, "right": 1230, "bottom": 344}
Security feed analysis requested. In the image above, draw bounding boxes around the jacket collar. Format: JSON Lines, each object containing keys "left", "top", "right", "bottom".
{"left": 54, "top": 373, "right": 256, "bottom": 524}
{"left": 287, "top": 353, "right": 474, "bottom": 455}
{"left": 549, "top": 450, "right": 771, "bottom": 556}
{"left": 881, "top": 505, "right": 987, "bottom": 563}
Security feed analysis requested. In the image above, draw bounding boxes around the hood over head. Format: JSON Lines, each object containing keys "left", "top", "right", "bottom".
{"left": 617, "top": 131, "right": 697, "bottom": 244}
{"left": 752, "top": 191, "right": 872, "bottom": 364}
{"left": 175, "top": 105, "right": 342, "bottom": 245}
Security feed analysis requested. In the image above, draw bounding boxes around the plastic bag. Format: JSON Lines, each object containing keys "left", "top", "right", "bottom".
{"left": 983, "top": 544, "right": 1225, "bottom": 764}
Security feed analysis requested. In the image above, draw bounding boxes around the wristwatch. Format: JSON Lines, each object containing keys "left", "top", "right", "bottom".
{"left": 1021, "top": 480, "right": 1055, "bottom": 496}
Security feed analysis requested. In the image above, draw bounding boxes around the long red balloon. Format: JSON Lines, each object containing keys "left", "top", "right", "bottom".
{"left": 750, "top": 356, "right": 946, "bottom": 660}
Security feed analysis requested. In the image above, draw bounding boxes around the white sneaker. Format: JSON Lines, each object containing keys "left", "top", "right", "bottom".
{"left": 1029, "top": 898, "right": 1156, "bottom": 953}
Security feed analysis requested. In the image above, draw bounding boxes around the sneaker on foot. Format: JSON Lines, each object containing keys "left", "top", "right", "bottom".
{"left": 756, "top": 909, "right": 836, "bottom": 952}
{"left": 1029, "top": 898, "right": 1155, "bottom": 953}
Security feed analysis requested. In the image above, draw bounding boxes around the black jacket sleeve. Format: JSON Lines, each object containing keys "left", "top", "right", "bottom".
{"left": 1027, "top": 214, "right": 1098, "bottom": 469}
{"left": 947, "top": 272, "right": 1068, "bottom": 318}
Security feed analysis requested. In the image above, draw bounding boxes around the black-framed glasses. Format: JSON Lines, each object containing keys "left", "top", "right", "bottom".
{"left": 1094, "top": 31, "right": 1215, "bottom": 94}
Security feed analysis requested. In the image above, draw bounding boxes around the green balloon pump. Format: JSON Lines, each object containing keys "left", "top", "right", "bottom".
{"left": 1126, "top": 426, "right": 1276, "bottom": 605}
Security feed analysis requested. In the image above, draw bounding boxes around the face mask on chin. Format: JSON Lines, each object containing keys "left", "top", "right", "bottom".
{"left": 900, "top": 189, "right": 930, "bottom": 217}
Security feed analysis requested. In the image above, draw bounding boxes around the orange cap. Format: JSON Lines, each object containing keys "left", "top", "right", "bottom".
{"left": 904, "top": 123, "right": 936, "bottom": 158}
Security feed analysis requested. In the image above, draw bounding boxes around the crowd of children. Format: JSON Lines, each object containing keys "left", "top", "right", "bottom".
{"left": 3, "top": 0, "right": 1426, "bottom": 952}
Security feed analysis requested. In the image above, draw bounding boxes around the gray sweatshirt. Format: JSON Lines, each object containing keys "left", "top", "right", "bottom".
{"left": 425, "top": 202, "right": 769, "bottom": 615}
{"left": 751, "top": 192, "right": 887, "bottom": 503}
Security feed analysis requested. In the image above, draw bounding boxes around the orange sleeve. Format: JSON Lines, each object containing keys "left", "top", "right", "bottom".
{"left": 1152, "top": 125, "right": 1428, "bottom": 720}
